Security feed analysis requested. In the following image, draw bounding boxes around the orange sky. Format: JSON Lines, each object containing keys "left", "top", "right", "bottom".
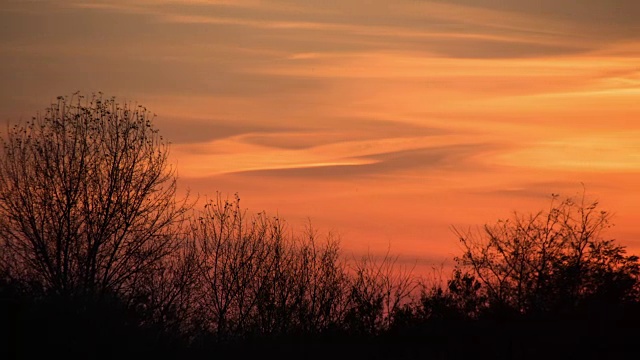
{"left": 2, "top": 0, "right": 640, "bottom": 275}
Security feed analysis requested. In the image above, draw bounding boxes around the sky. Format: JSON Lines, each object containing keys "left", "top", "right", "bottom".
{"left": 2, "top": 0, "right": 640, "bottom": 274}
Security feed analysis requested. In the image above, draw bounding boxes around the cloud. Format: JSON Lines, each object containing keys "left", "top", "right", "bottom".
{"left": 493, "top": 132, "right": 640, "bottom": 173}
{"left": 239, "top": 118, "right": 445, "bottom": 150}
{"left": 12, "top": 0, "right": 607, "bottom": 59}
{"left": 413, "top": 38, "right": 590, "bottom": 59}
{"left": 3, "top": 0, "right": 637, "bottom": 122}
{"left": 428, "top": 0, "right": 640, "bottom": 37}
{"left": 3, "top": 0, "right": 640, "bottom": 272}
{"left": 155, "top": 116, "right": 289, "bottom": 145}
{"left": 476, "top": 181, "right": 590, "bottom": 200}
{"left": 234, "top": 143, "right": 496, "bottom": 179}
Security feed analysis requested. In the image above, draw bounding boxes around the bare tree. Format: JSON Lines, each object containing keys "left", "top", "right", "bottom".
{"left": 291, "top": 223, "right": 350, "bottom": 333}
{"left": 453, "top": 193, "right": 640, "bottom": 315}
{"left": 134, "top": 231, "right": 201, "bottom": 338}
{"left": 345, "top": 249, "right": 418, "bottom": 334}
{"left": 188, "top": 194, "right": 352, "bottom": 340}
{"left": 0, "top": 93, "right": 190, "bottom": 301}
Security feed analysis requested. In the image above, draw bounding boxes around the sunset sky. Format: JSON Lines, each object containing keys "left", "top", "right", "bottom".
{"left": 2, "top": 0, "right": 640, "bottom": 274}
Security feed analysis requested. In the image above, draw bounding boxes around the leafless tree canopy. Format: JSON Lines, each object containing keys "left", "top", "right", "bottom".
{"left": 0, "top": 93, "right": 190, "bottom": 299}
{"left": 453, "top": 193, "right": 640, "bottom": 314}
{"left": 0, "top": 93, "right": 419, "bottom": 343}
{"left": 187, "top": 193, "right": 415, "bottom": 339}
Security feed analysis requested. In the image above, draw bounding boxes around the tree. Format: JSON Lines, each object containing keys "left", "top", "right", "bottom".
{"left": 0, "top": 92, "right": 190, "bottom": 301}
{"left": 188, "top": 193, "right": 351, "bottom": 341}
{"left": 452, "top": 193, "right": 640, "bottom": 316}
{"left": 344, "top": 249, "right": 418, "bottom": 335}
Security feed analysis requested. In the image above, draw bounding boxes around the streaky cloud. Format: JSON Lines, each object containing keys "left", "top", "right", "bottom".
{"left": 239, "top": 118, "right": 446, "bottom": 150}
{"left": 233, "top": 143, "right": 497, "bottom": 179}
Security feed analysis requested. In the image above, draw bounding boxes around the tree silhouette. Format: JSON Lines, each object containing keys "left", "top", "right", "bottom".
{"left": 3, "top": 92, "right": 640, "bottom": 359}
{"left": 0, "top": 92, "right": 190, "bottom": 302}
{"left": 187, "top": 193, "right": 358, "bottom": 341}
{"left": 453, "top": 193, "right": 640, "bottom": 317}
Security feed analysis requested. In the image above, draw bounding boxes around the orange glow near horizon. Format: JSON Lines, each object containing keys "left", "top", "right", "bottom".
{"left": 2, "top": 0, "right": 640, "bottom": 276}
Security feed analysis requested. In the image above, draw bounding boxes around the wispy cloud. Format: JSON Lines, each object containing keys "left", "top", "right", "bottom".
{"left": 2, "top": 0, "right": 640, "bottom": 266}
{"left": 493, "top": 132, "right": 640, "bottom": 172}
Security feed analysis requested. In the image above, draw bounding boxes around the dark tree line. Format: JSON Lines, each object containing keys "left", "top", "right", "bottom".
{"left": 1, "top": 93, "right": 639, "bottom": 360}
